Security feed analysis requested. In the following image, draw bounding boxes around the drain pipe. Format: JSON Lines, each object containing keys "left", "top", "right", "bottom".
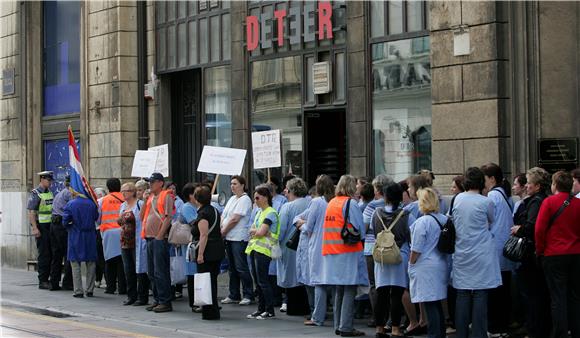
{"left": 137, "top": 1, "right": 148, "bottom": 150}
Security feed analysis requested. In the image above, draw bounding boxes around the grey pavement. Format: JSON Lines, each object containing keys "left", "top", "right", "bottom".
{"left": 1, "top": 267, "right": 393, "bottom": 338}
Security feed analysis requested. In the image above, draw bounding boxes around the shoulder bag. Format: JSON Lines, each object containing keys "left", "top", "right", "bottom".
{"left": 341, "top": 199, "right": 361, "bottom": 245}
{"left": 186, "top": 208, "right": 219, "bottom": 262}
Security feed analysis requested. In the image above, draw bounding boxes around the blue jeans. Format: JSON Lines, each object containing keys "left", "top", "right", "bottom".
{"left": 334, "top": 285, "right": 357, "bottom": 333}
{"left": 305, "top": 285, "right": 315, "bottom": 315}
{"left": 225, "top": 240, "right": 254, "bottom": 300}
{"left": 312, "top": 285, "right": 331, "bottom": 325}
{"left": 455, "top": 289, "right": 488, "bottom": 338}
{"left": 424, "top": 300, "right": 446, "bottom": 338}
{"left": 249, "top": 251, "right": 273, "bottom": 313}
{"left": 146, "top": 239, "right": 172, "bottom": 306}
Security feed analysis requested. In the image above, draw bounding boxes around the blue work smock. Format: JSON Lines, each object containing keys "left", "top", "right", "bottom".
{"left": 63, "top": 197, "right": 99, "bottom": 262}
{"left": 276, "top": 197, "right": 309, "bottom": 288}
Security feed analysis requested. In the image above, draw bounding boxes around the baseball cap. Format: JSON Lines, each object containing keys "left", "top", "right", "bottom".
{"left": 145, "top": 172, "right": 165, "bottom": 182}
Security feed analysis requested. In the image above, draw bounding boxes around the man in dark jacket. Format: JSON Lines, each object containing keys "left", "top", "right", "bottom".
{"left": 62, "top": 193, "right": 99, "bottom": 298}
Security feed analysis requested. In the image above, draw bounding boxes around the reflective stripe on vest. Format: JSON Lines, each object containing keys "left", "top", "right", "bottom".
{"left": 38, "top": 191, "right": 54, "bottom": 224}
{"left": 321, "top": 196, "right": 363, "bottom": 256}
{"left": 245, "top": 206, "right": 280, "bottom": 258}
{"left": 140, "top": 190, "right": 174, "bottom": 239}
{"left": 100, "top": 192, "right": 125, "bottom": 232}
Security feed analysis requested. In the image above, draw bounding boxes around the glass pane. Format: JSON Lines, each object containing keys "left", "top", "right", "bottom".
{"left": 167, "top": 1, "right": 176, "bottom": 22}
{"left": 199, "top": 18, "right": 208, "bottom": 63}
{"left": 178, "top": 23, "right": 187, "bottom": 67}
{"left": 188, "top": 21, "right": 197, "bottom": 65}
{"left": 388, "top": 0, "right": 403, "bottom": 35}
{"left": 156, "top": 2, "right": 165, "bottom": 24}
{"left": 188, "top": 1, "right": 197, "bottom": 16}
{"left": 251, "top": 57, "right": 303, "bottom": 185}
{"left": 335, "top": 52, "right": 345, "bottom": 101}
{"left": 305, "top": 55, "right": 314, "bottom": 103}
{"left": 210, "top": 15, "right": 220, "bottom": 62}
{"left": 370, "top": 1, "right": 384, "bottom": 38}
{"left": 250, "top": 7, "right": 261, "bottom": 57}
{"left": 407, "top": 1, "right": 423, "bottom": 32}
{"left": 157, "top": 27, "right": 166, "bottom": 70}
{"left": 372, "top": 37, "right": 432, "bottom": 180}
{"left": 178, "top": 1, "right": 187, "bottom": 19}
{"left": 222, "top": 14, "right": 231, "bottom": 60}
{"left": 275, "top": 3, "right": 288, "bottom": 52}
{"left": 222, "top": 0, "right": 230, "bottom": 9}
{"left": 167, "top": 25, "right": 176, "bottom": 69}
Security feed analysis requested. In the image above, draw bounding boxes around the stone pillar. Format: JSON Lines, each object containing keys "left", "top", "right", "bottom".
{"left": 87, "top": 1, "right": 139, "bottom": 187}
{"left": 346, "top": 2, "right": 369, "bottom": 177}
{"left": 430, "top": 1, "right": 510, "bottom": 190}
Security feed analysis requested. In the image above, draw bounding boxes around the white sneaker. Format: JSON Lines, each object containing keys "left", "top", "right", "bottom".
{"left": 279, "top": 303, "right": 287, "bottom": 312}
{"left": 221, "top": 297, "right": 239, "bottom": 304}
{"left": 239, "top": 298, "right": 252, "bottom": 305}
{"left": 256, "top": 311, "right": 275, "bottom": 320}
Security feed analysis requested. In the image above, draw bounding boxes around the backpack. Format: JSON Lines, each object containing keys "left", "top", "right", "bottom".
{"left": 372, "top": 209, "right": 405, "bottom": 265}
{"left": 428, "top": 213, "right": 455, "bottom": 254}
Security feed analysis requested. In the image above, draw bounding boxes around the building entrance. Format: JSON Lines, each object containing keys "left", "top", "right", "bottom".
{"left": 304, "top": 109, "right": 347, "bottom": 186}
{"left": 170, "top": 70, "right": 201, "bottom": 190}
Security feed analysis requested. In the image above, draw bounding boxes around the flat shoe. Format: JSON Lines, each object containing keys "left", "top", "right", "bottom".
{"left": 133, "top": 300, "right": 148, "bottom": 306}
{"left": 404, "top": 325, "right": 426, "bottom": 336}
{"left": 341, "top": 329, "right": 365, "bottom": 337}
{"left": 304, "top": 320, "right": 317, "bottom": 326}
{"left": 73, "top": 293, "right": 84, "bottom": 298}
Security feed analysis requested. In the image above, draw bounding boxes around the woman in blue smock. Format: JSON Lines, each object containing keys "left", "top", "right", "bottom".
{"left": 301, "top": 175, "right": 335, "bottom": 327}
{"left": 481, "top": 163, "right": 515, "bottom": 336}
{"left": 451, "top": 167, "right": 500, "bottom": 338}
{"left": 318, "top": 175, "right": 368, "bottom": 337}
{"left": 409, "top": 188, "right": 450, "bottom": 338}
{"left": 179, "top": 183, "right": 198, "bottom": 311}
{"left": 371, "top": 182, "right": 415, "bottom": 338}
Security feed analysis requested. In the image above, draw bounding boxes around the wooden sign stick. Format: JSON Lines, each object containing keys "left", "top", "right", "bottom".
{"left": 211, "top": 174, "right": 220, "bottom": 195}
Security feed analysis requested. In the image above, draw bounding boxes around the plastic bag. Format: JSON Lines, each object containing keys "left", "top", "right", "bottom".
{"left": 194, "top": 272, "right": 212, "bottom": 306}
{"left": 170, "top": 247, "right": 186, "bottom": 285}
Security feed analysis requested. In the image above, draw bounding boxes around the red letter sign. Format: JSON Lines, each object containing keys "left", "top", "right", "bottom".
{"left": 274, "top": 9, "right": 287, "bottom": 47}
{"left": 318, "top": 2, "right": 333, "bottom": 40}
{"left": 246, "top": 15, "right": 259, "bottom": 51}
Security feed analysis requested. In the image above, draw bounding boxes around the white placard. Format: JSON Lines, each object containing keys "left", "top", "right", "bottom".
{"left": 197, "top": 146, "right": 247, "bottom": 176}
{"left": 131, "top": 150, "right": 159, "bottom": 178}
{"left": 148, "top": 144, "right": 169, "bottom": 177}
{"left": 313, "top": 61, "right": 332, "bottom": 94}
{"left": 453, "top": 30, "right": 470, "bottom": 56}
{"left": 252, "top": 129, "right": 281, "bottom": 169}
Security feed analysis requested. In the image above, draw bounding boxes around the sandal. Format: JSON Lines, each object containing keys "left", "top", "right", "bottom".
{"left": 304, "top": 320, "right": 318, "bottom": 326}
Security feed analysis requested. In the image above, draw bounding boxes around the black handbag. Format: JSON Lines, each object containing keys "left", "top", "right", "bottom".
{"left": 428, "top": 214, "right": 456, "bottom": 254}
{"left": 341, "top": 199, "right": 361, "bottom": 245}
{"left": 286, "top": 228, "right": 300, "bottom": 250}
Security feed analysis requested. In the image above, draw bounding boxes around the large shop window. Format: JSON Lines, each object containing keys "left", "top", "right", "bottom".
{"left": 372, "top": 36, "right": 431, "bottom": 181}
{"left": 251, "top": 56, "right": 302, "bottom": 185}
{"left": 43, "top": 1, "right": 81, "bottom": 116}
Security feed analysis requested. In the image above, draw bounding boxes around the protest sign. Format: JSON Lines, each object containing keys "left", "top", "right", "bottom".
{"left": 197, "top": 146, "right": 247, "bottom": 176}
{"left": 148, "top": 144, "right": 169, "bottom": 177}
{"left": 252, "top": 129, "right": 281, "bottom": 169}
{"left": 131, "top": 150, "right": 158, "bottom": 177}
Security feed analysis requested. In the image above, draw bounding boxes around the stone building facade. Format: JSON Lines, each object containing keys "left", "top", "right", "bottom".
{"left": 1, "top": 1, "right": 579, "bottom": 268}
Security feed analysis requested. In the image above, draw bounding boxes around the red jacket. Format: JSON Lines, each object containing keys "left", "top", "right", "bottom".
{"left": 535, "top": 192, "right": 580, "bottom": 256}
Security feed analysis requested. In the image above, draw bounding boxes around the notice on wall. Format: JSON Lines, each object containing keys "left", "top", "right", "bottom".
{"left": 148, "top": 144, "right": 169, "bottom": 177}
{"left": 252, "top": 129, "right": 281, "bottom": 169}
{"left": 197, "top": 146, "right": 247, "bottom": 176}
{"left": 453, "top": 29, "right": 470, "bottom": 56}
{"left": 131, "top": 150, "right": 159, "bottom": 178}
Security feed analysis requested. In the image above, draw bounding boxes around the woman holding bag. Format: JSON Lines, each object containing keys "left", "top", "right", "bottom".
{"left": 180, "top": 183, "right": 198, "bottom": 312}
{"left": 191, "top": 184, "right": 224, "bottom": 320}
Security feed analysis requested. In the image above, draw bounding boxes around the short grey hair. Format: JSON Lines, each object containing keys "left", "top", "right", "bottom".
{"left": 135, "top": 179, "right": 149, "bottom": 190}
{"left": 94, "top": 187, "right": 107, "bottom": 199}
{"left": 286, "top": 178, "right": 308, "bottom": 198}
{"left": 372, "top": 174, "right": 393, "bottom": 196}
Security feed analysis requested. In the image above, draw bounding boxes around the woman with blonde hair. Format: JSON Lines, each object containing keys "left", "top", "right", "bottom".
{"left": 409, "top": 188, "right": 449, "bottom": 338}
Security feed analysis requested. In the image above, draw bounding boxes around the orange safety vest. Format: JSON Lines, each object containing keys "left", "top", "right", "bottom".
{"left": 140, "top": 190, "right": 174, "bottom": 239}
{"left": 100, "top": 192, "right": 125, "bottom": 232}
{"left": 321, "top": 196, "right": 363, "bottom": 256}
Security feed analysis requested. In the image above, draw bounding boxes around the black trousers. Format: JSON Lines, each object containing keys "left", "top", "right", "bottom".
{"left": 488, "top": 271, "right": 512, "bottom": 333}
{"left": 543, "top": 255, "right": 580, "bottom": 338}
{"left": 374, "top": 285, "right": 405, "bottom": 327}
{"left": 187, "top": 275, "right": 196, "bottom": 308}
{"left": 121, "top": 248, "right": 150, "bottom": 302}
{"left": 518, "top": 259, "right": 552, "bottom": 338}
{"left": 366, "top": 256, "right": 377, "bottom": 322}
{"left": 95, "top": 230, "right": 105, "bottom": 283}
{"left": 105, "top": 255, "right": 126, "bottom": 294}
{"left": 424, "top": 300, "right": 446, "bottom": 338}
{"left": 36, "top": 222, "right": 52, "bottom": 284}
{"left": 49, "top": 219, "right": 72, "bottom": 288}
{"left": 198, "top": 260, "right": 221, "bottom": 320}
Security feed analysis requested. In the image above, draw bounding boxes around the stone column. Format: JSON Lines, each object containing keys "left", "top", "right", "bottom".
{"left": 430, "top": 1, "right": 510, "bottom": 190}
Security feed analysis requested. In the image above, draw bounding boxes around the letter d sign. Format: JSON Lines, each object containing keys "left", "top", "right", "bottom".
{"left": 246, "top": 16, "right": 259, "bottom": 51}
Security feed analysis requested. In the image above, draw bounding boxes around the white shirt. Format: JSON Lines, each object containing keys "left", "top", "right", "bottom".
{"left": 221, "top": 194, "right": 252, "bottom": 241}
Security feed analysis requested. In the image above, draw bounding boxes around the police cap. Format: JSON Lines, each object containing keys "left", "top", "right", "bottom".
{"left": 37, "top": 171, "right": 54, "bottom": 180}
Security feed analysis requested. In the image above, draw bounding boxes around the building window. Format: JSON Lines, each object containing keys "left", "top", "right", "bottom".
{"left": 370, "top": 0, "right": 427, "bottom": 40}
{"left": 251, "top": 56, "right": 302, "bottom": 185}
{"left": 372, "top": 36, "right": 431, "bottom": 180}
{"left": 43, "top": 138, "right": 80, "bottom": 193}
{"left": 205, "top": 66, "right": 231, "bottom": 148}
{"left": 43, "top": 1, "right": 80, "bottom": 116}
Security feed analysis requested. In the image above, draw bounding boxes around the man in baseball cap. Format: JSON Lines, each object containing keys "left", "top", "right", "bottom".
{"left": 145, "top": 172, "right": 165, "bottom": 183}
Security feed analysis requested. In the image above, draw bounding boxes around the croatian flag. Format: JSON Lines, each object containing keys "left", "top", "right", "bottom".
{"left": 68, "top": 126, "right": 97, "bottom": 204}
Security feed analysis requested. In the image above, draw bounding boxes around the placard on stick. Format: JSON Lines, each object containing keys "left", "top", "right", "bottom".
{"left": 148, "top": 144, "right": 169, "bottom": 177}
{"left": 197, "top": 146, "right": 247, "bottom": 176}
{"left": 131, "top": 150, "right": 158, "bottom": 177}
{"left": 252, "top": 129, "right": 281, "bottom": 170}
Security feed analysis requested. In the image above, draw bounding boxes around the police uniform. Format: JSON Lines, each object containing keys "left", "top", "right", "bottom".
{"left": 27, "top": 171, "right": 54, "bottom": 288}
{"left": 49, "top": 178, "right": 73, "bottom": 290}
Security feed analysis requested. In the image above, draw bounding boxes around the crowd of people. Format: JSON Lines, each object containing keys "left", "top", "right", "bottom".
{"left": 27, "top": 165, "right": 580, "bottom": 338}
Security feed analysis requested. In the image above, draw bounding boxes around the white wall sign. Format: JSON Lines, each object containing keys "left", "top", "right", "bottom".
{"left": 148, "top": 144, "right": 169, "bottom": 177}
{"left": 197, "top": 146, "right": 247, "bottom": 176}
{"left": 131, "top": 150, "right": 159, "bottom": 178}
{"left": 313, "top": 61, "right": 332, "bottom": 94}
{"left": 252, "top": 129, "right": 281, "bottom": 169}
{"left": 453, "top": 28, "right": 470, "bottom": 56}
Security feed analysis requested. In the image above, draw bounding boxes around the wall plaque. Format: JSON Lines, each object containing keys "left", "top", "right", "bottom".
{"left": 538, "top": 138, "right": 577, "bottom": 163}
{"left": 2, "top": 68, "right": 15, "bottom": 96}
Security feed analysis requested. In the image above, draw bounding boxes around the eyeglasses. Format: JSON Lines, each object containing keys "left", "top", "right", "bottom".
{"left": 121, "top": 190, "right": 134, "bottom": 193}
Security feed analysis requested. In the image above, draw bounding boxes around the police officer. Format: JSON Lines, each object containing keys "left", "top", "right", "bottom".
{"left": 27, "top": 171, "right": 54, "bottom": 289}
{"left": 49, "top": 176, "right": 74, "bottom": 291}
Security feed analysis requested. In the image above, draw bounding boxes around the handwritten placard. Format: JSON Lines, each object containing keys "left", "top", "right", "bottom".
{"left": 131, "top": 150, "right": 159, "bottom": 178}
{"left": 252, "top": 129, "right": 281, "bottom": 169}
{"left": 197, "top": 146, "right": 247, "bottom": 176}
{"left": 148, "top": 144, "right": 169, "bottom": 177}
